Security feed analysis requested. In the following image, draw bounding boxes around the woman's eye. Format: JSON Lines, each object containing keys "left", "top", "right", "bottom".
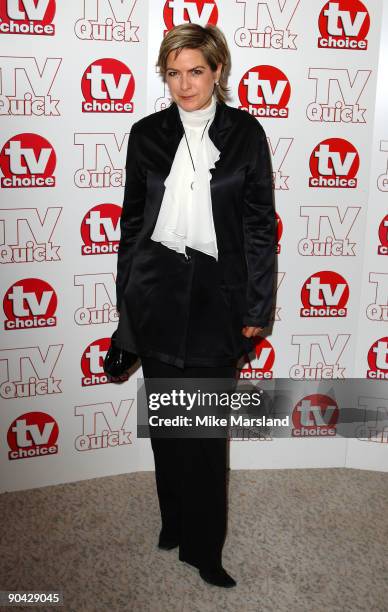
{"left": 167, "top": 71, "right": 177, "bottom": 77}
{"left": 193, "top": 70, "right": 203, "bottom": 75}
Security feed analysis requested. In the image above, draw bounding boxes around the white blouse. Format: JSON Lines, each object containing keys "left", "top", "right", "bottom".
{"left": 150, "top": 95, "right": 220, "bottom": 260}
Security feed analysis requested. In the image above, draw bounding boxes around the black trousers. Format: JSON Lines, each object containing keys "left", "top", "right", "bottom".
{"left": 141, "top": 356, "right": 238, "bottom": 571}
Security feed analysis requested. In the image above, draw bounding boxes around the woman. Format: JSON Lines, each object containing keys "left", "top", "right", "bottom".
{"left": 115, "top": 24, "right": 276, "bottom": 588}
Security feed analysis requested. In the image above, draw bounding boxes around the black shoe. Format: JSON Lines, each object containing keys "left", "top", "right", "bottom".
{"left": 199, "top": 567, "right": 237, "bottom": 588}
{"left": 158, "top": 532, "right": 179, "bottom": 550}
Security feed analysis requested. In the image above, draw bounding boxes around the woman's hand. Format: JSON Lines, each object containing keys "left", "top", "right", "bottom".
{"left": 242, "top": 326, "right": 263, "bottom": 338}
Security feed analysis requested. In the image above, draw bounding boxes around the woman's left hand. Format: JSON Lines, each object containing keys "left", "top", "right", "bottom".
{"left": 242, "top": 326, "right": 263, "bottom": 338}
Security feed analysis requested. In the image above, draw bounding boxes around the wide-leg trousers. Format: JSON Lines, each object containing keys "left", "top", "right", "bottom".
{"left": 141, "top": 356, "right": 238, "bottom": 571}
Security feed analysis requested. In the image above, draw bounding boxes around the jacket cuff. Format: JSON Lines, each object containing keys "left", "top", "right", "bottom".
{"left": 242, "top": 316, "right": 269, "bottom": 328}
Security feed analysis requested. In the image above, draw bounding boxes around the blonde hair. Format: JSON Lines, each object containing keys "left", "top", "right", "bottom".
{"left": 157, "top": 23, "right": 231, "bottom": 103}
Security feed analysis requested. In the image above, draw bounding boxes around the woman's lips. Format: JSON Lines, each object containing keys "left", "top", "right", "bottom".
{"left": 181, "top": 95, "right": 196, "bottom": 100}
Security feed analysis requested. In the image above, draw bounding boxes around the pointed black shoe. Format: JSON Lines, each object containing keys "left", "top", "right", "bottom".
{"left": 199, "top": 567, "right": 237, "bottom": 588}
{"left": 158, "top": 531, "right": 179, "bottom": 550}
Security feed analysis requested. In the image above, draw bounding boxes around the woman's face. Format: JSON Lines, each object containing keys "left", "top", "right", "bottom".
{"left": 165, "top": 47, "right": 222, "bottom": 112}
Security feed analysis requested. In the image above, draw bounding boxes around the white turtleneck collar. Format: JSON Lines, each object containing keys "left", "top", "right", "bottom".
{"left": 178, "top": 95, "right": 217, "bottom": 129}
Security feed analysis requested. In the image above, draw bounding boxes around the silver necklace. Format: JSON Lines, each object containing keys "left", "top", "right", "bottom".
{"left": 183, "top": 119, "right": 210, "bottom": 190}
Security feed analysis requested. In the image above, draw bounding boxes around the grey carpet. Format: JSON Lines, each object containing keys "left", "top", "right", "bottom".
{"left": 1, "top": 468, "right": 387, "bottom": 612}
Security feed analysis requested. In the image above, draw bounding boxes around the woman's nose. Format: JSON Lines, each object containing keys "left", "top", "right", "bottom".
{"left": 180, "top": 75, "right": 191, "bottom": 91}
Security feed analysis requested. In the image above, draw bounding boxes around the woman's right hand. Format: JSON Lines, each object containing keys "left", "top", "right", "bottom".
{"left": 242, "top": 326, "right": 263, "bottom": 338}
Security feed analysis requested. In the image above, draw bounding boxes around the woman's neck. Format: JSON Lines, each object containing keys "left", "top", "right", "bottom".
{"left": 178, "top": 95, "right": 217, "bottom": 128}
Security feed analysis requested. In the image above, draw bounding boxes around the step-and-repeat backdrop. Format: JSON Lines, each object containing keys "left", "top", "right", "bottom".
{"left": 1, "top": 1, "right": 387, "bottom": 492}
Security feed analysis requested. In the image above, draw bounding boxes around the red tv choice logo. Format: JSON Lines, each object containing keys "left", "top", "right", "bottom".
{"left": 0, "top": 0, "right": 56, "bottom": 36}
{"left": 81, "top": 338, "right": 111, "bottom": 386}
{"left": 367, "top": 337, "right": 388, "bottom": 379}
{"left": 300, "top": 271, "right": 349, "bottom": 317}
{"left": 3, "top": 278, "right": 57, "bottom": 330}
{"left": 238, "top": 65, "right": 291, "bottom": 119}
{"left": 81, "top": 58, "right": 135, "bottom": 113}
{"left": 163, "top": 0, "right": 218, "bottom": 31}
{"left": 0, "top": 133, "right": 56, "bottom": 189}
{"left": 7, "top": 411, "right": 59, "bottom": 461}
{"left": 292, "top": 394, "right": 339, "bottom": 437}
{"left": 276, "top": 212, "right": 282, "bottom": 254}
{"left": 318, "top": 0, "right": 370, "bottom": 50}
{"left": 309, "top": 138, "right": 359, "bottom": 188}
{"left": 378, "top": 215, "right": 388, "bottom": 256}
{"left": 239, "top": 337, "right": 275, "bottom": 379}
{"left": 81, "top": 203, "right": 121, "bottom": 255}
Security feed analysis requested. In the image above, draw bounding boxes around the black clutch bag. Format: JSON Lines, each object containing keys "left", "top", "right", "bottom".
{"left": 103, "top": 330, "right": 138, "bottom": 377}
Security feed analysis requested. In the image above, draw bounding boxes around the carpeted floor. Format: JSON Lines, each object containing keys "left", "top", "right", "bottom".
{"left": 1, "top": 468, "right": 387, "bottom": 612}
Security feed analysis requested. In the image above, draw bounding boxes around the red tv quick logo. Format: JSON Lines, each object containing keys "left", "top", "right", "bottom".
{"left": 268, "top": 137, "right": 292, "bottom": 190}
{"left": 163, "top": 0, "right": 218, "bottom": 31}
{"left": 309, "top": 138, "right": 359, "bottom": 188}
{"left": 74, "top": 399, "right": 133, "bottom": 451}
{"left": 299, "top": 206, "right": 360, "bottom": 257}
{"left": 239, "top": 337, "right": 275, "bottom": 379}
{"left": 300, "top": 271, "right": 349, "bottom": 317}
{"left": 377, "top": 215, "right": 388, "bottom": 256}
{"left": 74, "top": 132, "right": 128, "bottom": 188}
{"left": 238, "top": 65, "right": 290, "bottom": 119}
{"left": 0, "top": 344, "right": 62, "bottom": 399}
{"left": 234, "top": 0, "right": 299, "bottom": 50}
{"left": 0, "top": 0, "right": 55, "bottom": 36}
{"left": 318, "top": 0, "right": 370, "bottom": 50}
{"left": 3, "top": 277, "right": 57, "bottom": 330}
{"left": 367, "top": 337, "right": 388, "bottom": 380}
{"left": 366, "top": 273, "right": 388, "bottom": 322}
{"left": 276, "top": 212, "right": 282, "bottom": 254}
{"left": 81, "top": 58, "right": 134, "bottom": 113}
{"left": 292, "top": 394, "right": 339, "bottom": 437}
{"left": 307, "top": 68, "right": 370, "bottom": 124}
{"left": 0, "top": 133, "right": 56, "bottom": 188}
{"left": 7, "top": 411, "right": 59, "bottom": 461}
{"left": 81, "top": 203, "right": 121, "bottom": 255}
{"left": 377, "top": 141, "right": 388, "bottom": 192}
{"left": 0, "top": 56, "right": 61, "bottom": 116}
{"left": 74, "top": 272, "right": 119, "bottom": 325}
{"left": 0, "top": 206, "right": 61, "bottom": 264}
{"left": 81, "top": 338, "right": 111, "bottom": 386}
{"left": 75, "top": 0, "right": 139, "bottom": 42}
{"left": 290, "top": 334, "right": 350, "bottom": 379}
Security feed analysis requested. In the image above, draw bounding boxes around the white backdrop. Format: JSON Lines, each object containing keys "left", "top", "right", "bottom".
{"left": 0, "top": 0, "right": 387, "bottom": 493}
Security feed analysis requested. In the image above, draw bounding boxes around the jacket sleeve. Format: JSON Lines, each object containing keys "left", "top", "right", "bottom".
{"left": 116, "top": 122, "right": 146, "bottom": 312}
{"left": 242, "top": 121, "right": 276, "bottom": 328}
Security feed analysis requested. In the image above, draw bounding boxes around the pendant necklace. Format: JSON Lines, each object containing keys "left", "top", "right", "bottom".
{"left": 183, "top": 119, "right": 210, "bottom": 190}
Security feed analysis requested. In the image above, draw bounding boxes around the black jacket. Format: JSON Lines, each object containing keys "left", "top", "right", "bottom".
{"left": 115, "top": 100, "right": 277, "bottom": 368}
